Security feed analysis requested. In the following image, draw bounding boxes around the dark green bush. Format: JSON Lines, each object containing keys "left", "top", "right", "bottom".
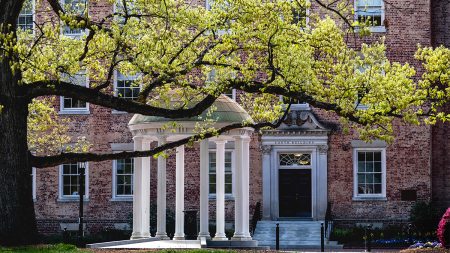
{"left": 410, "top": 202, "right": 441, "bottom": 234}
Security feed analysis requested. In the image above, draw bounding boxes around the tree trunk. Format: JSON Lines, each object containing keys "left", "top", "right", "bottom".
{"left": 0, "top": 37, "right": 38, "bottom": 246}
{"left": 0, "top": 102, "right": 37, "bottom": 246}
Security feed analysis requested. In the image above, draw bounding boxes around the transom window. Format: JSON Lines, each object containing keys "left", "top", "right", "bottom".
{"left": 115, "top": 72, "right": 140, "bottom": 101}
{"left": 279, "top": 153, "right": 311, "bottom": 167}
{"left": 18, "top": 0, "right": 33, "bottom": 31}
{"left": 60, "top": 72, "right": 89, "bottom": 114}
{"left": 355, "top": 0, "right": 385, "bottom": 32}
{"left": 59, "top": 163, "right": 88, "bottom": 198}
{"left": 353, "top": 148, "right": 386, "bottom": 198}
{"left": 209, "top": 151, "right": 233, "bottom": 195}
{"left": 114, "top": 159, "right": 134, "bottom": 197}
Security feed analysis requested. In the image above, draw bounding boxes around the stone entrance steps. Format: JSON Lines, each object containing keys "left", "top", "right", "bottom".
{"left": 253, "top": 220, "right": 343, "bottom": 249}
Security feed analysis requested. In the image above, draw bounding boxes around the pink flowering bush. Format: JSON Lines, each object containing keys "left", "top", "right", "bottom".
{"left": 437, "top": 207, "right": 450, "bottom": 248}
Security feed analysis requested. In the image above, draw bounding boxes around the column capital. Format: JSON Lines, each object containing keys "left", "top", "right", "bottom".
{"left": 260, "top": 145, "right": 272, "bottom": 155}
{"left": 214, "top": 139, "right": 228, "bottom": 145}
{"left": 157, "top": 135, "right": 167, "bottom": 143}
{"left": 133, "top": 136, "right": 152, "bottom": 143}
{"left": 318, "top": 145, "right": 329, "bottom": 154}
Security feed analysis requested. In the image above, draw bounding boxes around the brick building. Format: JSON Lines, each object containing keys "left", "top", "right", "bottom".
{"left": 23, "top": 0, "right": 450, "bottom": 239}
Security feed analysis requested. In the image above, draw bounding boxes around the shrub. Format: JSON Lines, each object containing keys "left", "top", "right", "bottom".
{"left": 437, "top": 207, "right": 450, "bottom": 248}
{"left": 410, "top": 202, "right": 441, "bottom": 234}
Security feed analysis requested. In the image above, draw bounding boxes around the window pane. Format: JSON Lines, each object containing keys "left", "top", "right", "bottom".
{"left": 374, "top": 184, "right": 382, "bottom": 193}
{"left": 374, "top": 162, "right": 382, "bottom": 172}
{"left": 366, "top": 152, "right": 373, "bottom": 161}
{"left": 358, "top": 174, "right": 365, "bottom": 184}
{"left": 358, "top": 152, "right": 365, "bottom": 162}
{"left": 366, "top": 162, "right": 373, "bottom": 172}
{"left": 374, "top": 173, "right": 381, "bottom": 183}
{"left": 374, "top": 152, "right": 381, "bottom": 161}
{"left": 225, "top": 184, "right": 232, "bottom": 194}
{"left": 225, "top": 174, "right": 232, "bottom": 184}
{"left": 209, "top": 184, "right": 216, "bottom": 194}
{"left": 358, "top": 161, "right": 365, "bottom": 172}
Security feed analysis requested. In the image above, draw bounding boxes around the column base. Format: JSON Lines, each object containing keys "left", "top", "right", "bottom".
{"left": 231, "top": 232, "right": 252, "bottom": 241}
{"left": 130, "top": 232, "right": 151, "bottom": 240}
{"left": 197, "top": 232, "right": 211, "bottom": 240}
{"left": 155, "top": 233, "right": 170, "bottom": 240}
{"left": 212, "top": 234, "right": 229, "bottom": 241}
{"left": 231, "top": 234, "right": 251, "bottom": 241}
{"left": 173, "top": 234, "right": 185, "bottom": 240}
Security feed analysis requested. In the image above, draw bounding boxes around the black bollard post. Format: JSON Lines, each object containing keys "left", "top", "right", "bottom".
{"left": 367, "top": 224, "right": 372, "bottom": 252}
{"left": 78, "top": 163, "right": 86, "bottom": 248}
{"left": 276, "top": 223, "right": 280, "bottom": 250}
{"left": 321, "top": 222, "right": 325, "bottom": 252}
{"left": 408, "top": 223, "right": 413, "bottom": 244}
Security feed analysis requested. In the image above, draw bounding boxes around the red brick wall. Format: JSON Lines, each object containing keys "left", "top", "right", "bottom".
{"left": 32, "top": 0, "right": 439, "bottom": 234}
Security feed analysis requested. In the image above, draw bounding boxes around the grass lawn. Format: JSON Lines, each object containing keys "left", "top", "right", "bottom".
{"left": 0, "top": 244, "right": 242, "bottom": 253}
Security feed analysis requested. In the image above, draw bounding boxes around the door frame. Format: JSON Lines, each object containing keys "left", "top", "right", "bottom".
{"left": 271, "top": 147, "right": 317, "bottom": 220}
{"left": 278, "top": 166, "right": 313, "bottom": 218}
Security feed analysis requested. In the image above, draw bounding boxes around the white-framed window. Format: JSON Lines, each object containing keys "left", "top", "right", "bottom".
{"left": 112, "top": 158, "right": 134, "bottom": 200}
{"left": 114, "top": 71, "right": 141, "bottom": 100}
{"left": 59, "top": 162, "right": 89, "bottom": 200}
{"left": 18, "top": 0, "right": 34, "bottom": 32}
{"left": 353, "top": 148, "right": 386, "bottom": 199}
{"left": 32, "top": 167, "right": 36, "bottom": 201}
{"left": 209, "top": 150, "right": 234, "bottom": 197}
{"left": 355, "top": 0, "right": 386, "bottom": 32}
{"left": 290, "top": 0, "right": 309, "bottom": 28}
{"left": 60, "top": 71, "right": 90, "bottom": 114}
{"left": 61, "top": 0, "right": 88, "bottom": 37}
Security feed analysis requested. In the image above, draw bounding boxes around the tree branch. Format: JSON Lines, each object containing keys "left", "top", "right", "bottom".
{"left": 25, "top": 80, "right": 217, "bottom": 118}
{"left": 30, "top": 105, "right": 291, "bottom": 168}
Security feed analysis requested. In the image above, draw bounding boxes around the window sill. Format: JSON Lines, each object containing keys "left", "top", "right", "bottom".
{"left": 110, "top": 197, "right": 133, "bottom": 202}
{"left": 59, "top": 110, "right": 90, "bottom": 115}
{"left": 111, "top": 110, "right": 129, "bottom": 114}
{"left": 209, "top": 195, "right": 235, "bottom": 201}
{"left": 57, "top": 198, "right": 89, "bottom": 202}
{"left": 354, "top": 26, "right": 386, "bottom": 33}
{"left": 352, "top": 196, "right": 387, "bottom": 201}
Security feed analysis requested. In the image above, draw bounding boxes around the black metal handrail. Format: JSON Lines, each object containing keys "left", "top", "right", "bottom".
{"left": 250, "top": 202, "right": 262, "bottom": 236}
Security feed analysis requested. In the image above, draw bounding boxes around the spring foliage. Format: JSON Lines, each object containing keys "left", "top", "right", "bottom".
{"left": 4, "top": 0, "right": 450, "bottom": 154}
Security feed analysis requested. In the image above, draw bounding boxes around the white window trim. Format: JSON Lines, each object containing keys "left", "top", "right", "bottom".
{"left": 60, "top": 0, "right": 88, "bottom": 38}
{"left": 352, "top": 147, "right": 387, "bottom": 201}
{"left": 59, "top": 72, "right": 90, "bottom": 114}
{"left": 354, "top": 0, "right": 386, "bottom": 33}
{"left": 18, "top": 0, "right": 35, "bottom": 34}
{"left": 32, "top": 167, "right": 36, "bottom": 201}
{"left": 224, "top": 89, "right": 236, "bottom": 101}
{"left": 208, "top": 149, "right": 235, "bottom": 199}
{"left": 112, "top": 70, "right": 142, "bottom": 114}
{"left": 58, "top": 163, "right": 89, "bottom": 201}
{"left": 111, "top": 159, "right": 134, "bottom": 201}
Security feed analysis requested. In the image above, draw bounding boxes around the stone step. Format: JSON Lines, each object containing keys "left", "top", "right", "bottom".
{"left": 253, "top": 220, "right": 343, "bottom": 250}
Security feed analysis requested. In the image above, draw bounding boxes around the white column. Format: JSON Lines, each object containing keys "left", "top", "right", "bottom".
{"left": 232, "top": 136, "right": 244, "bottom": 240}
{"left": 155, "top": 136, "right": 169, "bottom": 239}
{"left": 131, "top": 137, "right": 151, "bottom": 239}
{"left": 261, "top": 145, "right": 272, "bottom": 220}
{"left": 317, "top": 145, "right": 328, "bottom": 220}
{"left": 173, "top": 145, "right": 185, "bottom": 240}
{"left": 198, "top": 139, "right": 211, "bottom": 239}
{"left": 213, "top": 139, "right": 228, "bottom": 240}
{"left": 242, "top": 136, "right": 251, "bottom": 239}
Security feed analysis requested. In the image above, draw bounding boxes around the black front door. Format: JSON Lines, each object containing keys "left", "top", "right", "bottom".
{"left": 279, "top": 169, "right": 312, "bottom": 218}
